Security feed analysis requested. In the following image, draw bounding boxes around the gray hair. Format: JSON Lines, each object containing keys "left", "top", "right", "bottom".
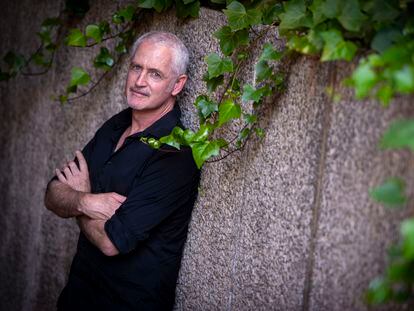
{"left": 130, "top": 31, "right": 190, "bottom": 76}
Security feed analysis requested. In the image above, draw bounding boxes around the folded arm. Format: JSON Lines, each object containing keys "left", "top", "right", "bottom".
{"left": 44, "top": 150, "right": 124, "bottom": 256}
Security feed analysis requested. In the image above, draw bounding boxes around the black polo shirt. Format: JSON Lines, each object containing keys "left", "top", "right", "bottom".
{"left": 57, "top": 105, "right": 200, "bottom": 311}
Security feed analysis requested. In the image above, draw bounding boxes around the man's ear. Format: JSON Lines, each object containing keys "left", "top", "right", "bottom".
{"left": 171, "top": 74, "right": 188, "bottom": 96}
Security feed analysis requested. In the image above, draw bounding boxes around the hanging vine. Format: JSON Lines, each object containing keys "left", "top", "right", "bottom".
{"left": 1, "top": 0, "right": 414, "bottom": 306}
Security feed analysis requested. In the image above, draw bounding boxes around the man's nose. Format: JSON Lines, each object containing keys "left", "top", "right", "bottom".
{"left": 134, "top": 71, "right": 147, "bottom": 86}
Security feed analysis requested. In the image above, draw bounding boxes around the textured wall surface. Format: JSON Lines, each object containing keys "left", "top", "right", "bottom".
{"left": 0, "top": 1, "right": 413, "bottom": 311}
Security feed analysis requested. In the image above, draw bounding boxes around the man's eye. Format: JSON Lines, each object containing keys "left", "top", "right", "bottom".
{"left": 150, "top": 71, "right": 161, "bottom": 79}
{"left": 131, "top": 64, "right": 141, "bottom": 71}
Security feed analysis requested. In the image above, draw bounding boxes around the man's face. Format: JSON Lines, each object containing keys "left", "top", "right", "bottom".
{"left": 125, "top": 40, "right": 185, "bottom": 112}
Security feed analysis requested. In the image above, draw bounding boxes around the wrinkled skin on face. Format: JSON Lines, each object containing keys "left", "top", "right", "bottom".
{"left": 124, "top": 40, "right": 187, "bottom": 115}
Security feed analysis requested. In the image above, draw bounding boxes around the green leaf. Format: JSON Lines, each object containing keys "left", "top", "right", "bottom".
{"left": 205, "top": 53, "right": 233, "bottom": 79}
{"left": 213, "top": 26, "right": 249, "bottom": 56}
{"left": 191, "top": 140, "right": 221, "bottom": 168}
{"left": 255, "top": 127, "right": 265, "bottom": 139}
{"left": 203, "top": 73, "right": 224, "bottom": 93}
{"left": 69, "top": 67, "right": 90, "bottom": 87}
{"left": 259, "top": 43, "right": 282, "bottom": 62}
{"left": 93, "top": 47, "right": 114, "bottom": 71}
{"left": 115, "top": 42, "right": 127, "bottom": 54}
{"left": 243, "top": 113, "right": 257, "bottom": 124}
{"left": 320, "top": 29, "right": 357, "bottom": 61}
{"left": 223, "top": 1, "right": 262, "bottom": 31}
{"left": 3, "top": 51, "right": 25, "bottom": 74}
{"left": 99, "top": 21, "right": 111, "bottom": 35}
{"left": 393, "top": 65, "right": 414, "bottom": 94}
{"left": 85, "top": 24, "right": 102, "bottom": 43}
{"left": 176, "top": 0, "right": 200, "bottom": 18}
{"left": 65, "top": 28, "right": 86, "bottom": 47}
{"left": 192, "top": 123, "right": 215, "bottom": 142}
{"left": 242, "top": 84, "right": 269, "bottom": 103}
{"left": 58, "top": 94, "right": 68, "bottom": 104}
{"left": 337, "top": 0, "right": 366, "bottom": 32}
{"left": 368, "top": 0, "right": 400, "bottom": 23}
{"left": 309, "top": 0, "right": 327, "bottom": 25}
{"left": 279, "top": 0, "right": 312, "bottom": 30}
{"left": 321, "top": 0, "right": 341, "bottom": 18}
{"left": 218, "top": 99, "right": 241, "bottom": 126}
{"left": 113, "top": 5, "right": 136, "bottom": 23}
{"left": 195, "top": 95, "right": 218, "bottom": 120}
{"left": 371, "top": 28, "right": 402, "bottom": 53}
{"left": 348, "top": 60, "right": 377, "bottom": 98}
{"left": 262, "top": 3, "right": 283, "bottom": 25}
{"left": 401, "top": 218, "right": 414, "bottom": 260}
{"left": 138, "top": 0, "right": 173, "bottom": 13}
{"left": 41, "top": 17, "right": 61, "bottom": 27}
{"left": 376, "top": 84, "right": 393, "bottom": 107}
{"left": 255, "top": 60, "right": 272, "bottom": 82}
{"left": 365, "top": 277, "right": 392, "bottom": 305}
{"left": 369, "top": 178, "right": 407, "bottom": 207}
{"left": 287, "top": 35, "right": 319, "bottom": 55}
{"left": 380, "top": 119, "right": 414, "bottom": 151}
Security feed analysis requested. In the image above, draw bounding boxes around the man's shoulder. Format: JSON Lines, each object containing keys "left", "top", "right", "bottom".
{"left": 94, "top": 107, "right": 131, "bottom": 136}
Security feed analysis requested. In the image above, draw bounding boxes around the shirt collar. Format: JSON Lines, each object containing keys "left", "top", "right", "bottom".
{"left": 113, "top": 104, "right": 182, "bottom": 139}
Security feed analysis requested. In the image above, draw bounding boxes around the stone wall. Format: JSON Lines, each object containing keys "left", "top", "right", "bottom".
{"left": 0, "top": 1, "right": 413, "bottom": 310}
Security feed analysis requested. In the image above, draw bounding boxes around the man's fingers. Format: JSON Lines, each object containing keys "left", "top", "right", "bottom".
{"left": 68, "top": 161, "right": 80, "bottom": 175}
{"left": 63, "top": 166, "right": 72, "bottom": 178}
{"left": 111, "top": 193, "right": 127, "bottom": 203}
{"left": 55, "top": 168, "right": 67, "bottom": 183}
{"left": 75, "top": 150, "right": 88, "bottom": 172}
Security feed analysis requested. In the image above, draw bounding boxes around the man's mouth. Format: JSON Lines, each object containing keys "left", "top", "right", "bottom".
{"left": 130, "top": 88, "right": 149, "bottom": 97}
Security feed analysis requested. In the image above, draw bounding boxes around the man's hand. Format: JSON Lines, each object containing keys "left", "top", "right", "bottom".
{"left": 56, "top": 150, "right": 91, "bottom": 192}
{"left": 79, "top": 192, "right": 126, "bottom": 220}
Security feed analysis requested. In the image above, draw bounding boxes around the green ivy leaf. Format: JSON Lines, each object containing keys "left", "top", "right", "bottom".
{"left": 349, "top": 60, "right": 377, "bottom": 98}
{"left": 218, "top": 99, "right": 241, "bottom": 126}
{"left": 369, "top": 177, "right": 407, "bottom": 207}
{"left": 380, "top": 119, "right": 414, "bottom": 151}
{"left": 3, "top": 51, "right": 25, "bottom": 74}
{"left": 205, "top": 53, "right": 233, "bottom": 79}
{"left": 223, "top": 1, "right": 262, "bottom": 31}
{"left": 309, "top": 0, "right": 327, "bottom": 25}
{"left": 262, "top": 2, "right": 283, "bottom": 25}
{"left": 242, "top": 84, "right": 269, "bottom": 103}
{"left": 93, "top": 47, "right": 114, "bottom": 71}
{"left": 195, "top": 95, "right": 218, "bottom": 120}
{"left": 192, "top": 123, "right": 215, "bottom": 142}
{"left": 376, "top": 84, "right": 393, "bottom": 107}
{"left": 65, "top": 28, "right": 86, "bottom": 47}
{"left": 337, "top": 0, "right": 366, "bottom": 32}
{"left": 365, "top": 277, "right": 392, "bottom": 305}
{"left": 366, "top": 0, "right": 400, "bottom": 23}
{"left": 85, "top": 24, "right": 102, "bottom": 43}
{"left": 287, "top": 35, "right": 319, "bottom": 55}
{"left": 320, "top": 29, "right": 357, "bottom": 61}
{"left": 115, "top": 42, "right": 127, "bottom": 54}
{"left": 401, "top": 218, "right": 414, "bottom": 260}
{"left": 393, "top": 65, "right": 414, "bottom": 94}
{"left": 69, "top": 67, "right": 91, "bottom": 87}
{"left": 255, "top": 60, "right": 272, "bottom": 82}
{"left": 279, "top": 0, "right": 312, "bottom": 30}
{"left": 259, "top": 43, "right": 282, "bottom": 62}
{"left": 191, "top": 140, "right": 221, "bottom": 168}
{"left": 138, "top": 0, "right": 173, "bottom": 13}
{"left": 213, "top": 26, "right": 249, "bottom": 56}
{"left": 175, "top": 0, "right": 200, "bottom": 18}
{"left": 243, "top": 113, "right": 257, "bottom": 124}
{"left": 113, "top": 5, "right": 136, "bottom": 23}
{"left": 371, "top": 28, "right": 402, "bottom": 53}
{"left": 203, "top": 73, "right": 224, "bottom": 93}
{"left": 255, "top": 127, "right": 265, "bottom": 139}
{"left": 41, "top": 17, "right": 61, "bottom": 27}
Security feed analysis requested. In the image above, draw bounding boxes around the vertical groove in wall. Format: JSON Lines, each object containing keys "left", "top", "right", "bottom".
{"left": 301, "top": 64, "right": 337, "bottom": 311}
{"left": 226, "top": 157, "right": 250, "bottom": 311}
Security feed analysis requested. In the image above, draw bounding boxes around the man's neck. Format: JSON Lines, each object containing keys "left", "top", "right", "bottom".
{"left": 129, "top": 99, "right": 175, "bottom": 135}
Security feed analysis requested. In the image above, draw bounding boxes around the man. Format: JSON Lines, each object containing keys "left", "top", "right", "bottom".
{"left": 44, "top": 31, "right": 200, "bottom": 311}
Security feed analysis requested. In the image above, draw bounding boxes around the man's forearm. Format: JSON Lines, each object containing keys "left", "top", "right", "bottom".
{"left": 76, "top": 216, "right": 119, "bottom": 256}
{"left": 44, "top": 180, "right": 85, "bottom": 218}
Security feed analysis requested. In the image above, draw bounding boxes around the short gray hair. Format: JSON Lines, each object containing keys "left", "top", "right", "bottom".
{"left": 130, "top": 31, "right": 190, "bottom": 76}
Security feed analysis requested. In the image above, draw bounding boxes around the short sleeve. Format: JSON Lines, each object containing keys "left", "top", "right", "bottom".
{"left": 104, "top": 148, "right": 200, "bottom": 254}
